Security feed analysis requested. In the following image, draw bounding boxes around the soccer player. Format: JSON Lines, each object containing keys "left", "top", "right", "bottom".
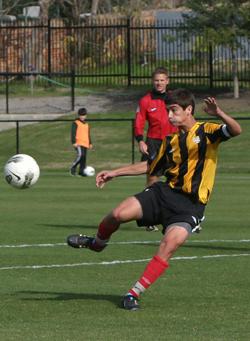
{"left": 70, "top": 107, "right": 93, "bottom": 177}
{"left": 134, "top": 67, "right": 177, "bottom": 231}
{"left": 67, "top": 89, "right": 242, "bottom": 311}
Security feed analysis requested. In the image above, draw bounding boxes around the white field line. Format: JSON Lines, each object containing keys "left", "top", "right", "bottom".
{"left": 0, "top": 239, "right": 250, "bottom": 249}
{"left": 0, "top": 243, "right": 66, "bottom": 248}
{"left": 0, "top": 239, "right": 249, "bottom": 271}
{"left": 0, "top": 253, "right": 250, "bottom": 271}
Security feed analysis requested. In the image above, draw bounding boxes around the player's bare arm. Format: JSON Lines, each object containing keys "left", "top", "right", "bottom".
{"left": 96, "top": 161, "right": 148, "bottom": 188}
{"left": 204, "top": 97, "right": 242, "bottom": 137}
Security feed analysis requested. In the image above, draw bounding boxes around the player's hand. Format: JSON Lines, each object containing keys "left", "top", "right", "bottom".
{"left": 96, "top": 170, "right": 116, "bottom": 188}
{"left": 139, "top": 141, "right": 148, "bottom": 155}
{"left": 203, "top": 97, "right": 219, "bottom": 116}
{"left": 73, "top": 143, "right": 77, "bottom": 148}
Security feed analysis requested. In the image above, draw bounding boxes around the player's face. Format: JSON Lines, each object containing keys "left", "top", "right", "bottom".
{"left": 152, "top": 73, "right": 169, "bottom": 93}
{"left": 168, "top": 104, "right": 192, "bottom": 126}
{"left": 79, "top": 115, "right": 86, "bottom": 121}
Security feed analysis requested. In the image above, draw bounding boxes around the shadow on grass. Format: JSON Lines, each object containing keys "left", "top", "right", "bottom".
{"left": 39, "top": 223, "right": 98, "bottom": 230}
{"left": 37, "top": 223, "right": 137, "bottom": 231}
{"left": 182, "top": 243, "right": 250, "bottom": 252}
{"left": 16, "top": 290, "right": 121, "bottom": 307}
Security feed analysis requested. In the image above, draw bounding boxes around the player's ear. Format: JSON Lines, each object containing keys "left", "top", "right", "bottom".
{"left": 186, "top": 105, "right": 193, "bottom": 116}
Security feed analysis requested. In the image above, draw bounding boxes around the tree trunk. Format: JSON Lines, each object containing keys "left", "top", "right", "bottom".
{"left": 91, "top": 0, "right": 99, "bottom": 15}
{"left": 39, "top": 0, "right": 52, "bottom": 21}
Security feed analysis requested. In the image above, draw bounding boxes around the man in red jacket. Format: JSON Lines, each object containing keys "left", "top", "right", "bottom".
{"left": 134, "top": 67, "right": 177, "bottom": 231}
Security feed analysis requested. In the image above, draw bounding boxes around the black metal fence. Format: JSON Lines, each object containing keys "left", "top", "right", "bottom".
{"left": 1, "top": 18, "right": 250, "bottom": 88}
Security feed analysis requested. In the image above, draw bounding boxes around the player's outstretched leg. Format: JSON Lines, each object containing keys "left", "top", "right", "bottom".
{"left": 67, "top": 196, "right": 142, "bottom": 252}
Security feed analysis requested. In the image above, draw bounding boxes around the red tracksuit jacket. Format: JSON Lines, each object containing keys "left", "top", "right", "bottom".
{"left": 134, "top": 91, "right": 177, "bottom": 142}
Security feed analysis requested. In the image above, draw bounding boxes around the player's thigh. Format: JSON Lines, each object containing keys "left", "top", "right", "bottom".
{"left": 112, "top": 196, "right": 143, "bottom": 222}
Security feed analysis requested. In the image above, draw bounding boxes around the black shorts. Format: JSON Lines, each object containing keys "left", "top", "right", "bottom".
{"left": 135, "top": 182, "right": 205, "bottom": 233}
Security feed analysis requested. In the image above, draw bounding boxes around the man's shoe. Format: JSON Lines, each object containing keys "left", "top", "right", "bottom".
{"left": 70, "top": 168, "right": 76, "bottom": 176}
{"left": 122, "top": 294, "right": 140, "bottom": 311}
{"left": 78, "top": 172, "right": 87, "bottom": 177}
{"left": 67, "top": 234, "right": 105, "bottom": 252}
{"left": 146, "top": 225, "right": 159, "bottom": 232}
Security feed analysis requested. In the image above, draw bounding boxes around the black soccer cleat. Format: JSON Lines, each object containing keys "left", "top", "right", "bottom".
{"left": 122, "top": 294, "right": 140, "bottom": 311}
{"left": 67, "top": 234, "right": 94, "bottom": 249}
{"left": 67, "top": 234, "right": 106, "bottom": 252}
{"left": 70, "top": 168, "right": 77, "bottom": 176}
{"left": 78, "top": 172, "right": 87, "bottom": 177}
{"left": 146, "top": 225, "right": 159, "bottom": 232}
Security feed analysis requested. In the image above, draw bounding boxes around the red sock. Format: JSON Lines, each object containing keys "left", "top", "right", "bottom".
{"left": 96, "top": 221, "right": 119, "bottom": 241}
{"left": 129, "top": 255, "right": 169, "bottom": 298}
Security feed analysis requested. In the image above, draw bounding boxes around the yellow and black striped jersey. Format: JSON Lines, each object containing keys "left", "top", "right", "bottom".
{"left": 149, "top": 122, "right": 231, "bottom": 204}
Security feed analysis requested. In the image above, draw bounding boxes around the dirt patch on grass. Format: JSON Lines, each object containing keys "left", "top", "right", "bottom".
{"left": 195, "top": 90, "right": 250, "bottom": 114}
{"left": 0, "top": 88, "right": 249, "bottom": 118}
{"left": 106, "top": 88, "right": 250, "bottom": 115}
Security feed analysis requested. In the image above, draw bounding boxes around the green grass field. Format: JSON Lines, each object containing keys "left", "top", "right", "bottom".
{"left": 0, "top": 111, "right": 250, "bottom": 340}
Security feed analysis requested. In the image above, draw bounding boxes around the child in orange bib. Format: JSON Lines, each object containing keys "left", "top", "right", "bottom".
{"left": 70, "top": 108, "right": 93, "bottom": 176}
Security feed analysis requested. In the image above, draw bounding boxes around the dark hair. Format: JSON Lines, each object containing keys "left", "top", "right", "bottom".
{"left": 168, "top": 88, "right": 195, "bottom": 115}
{"left": 152, "top": 67, "right": 168, "bottom": 79}
{"left": 78, "top": 107, "right": 87, "bottom": 116}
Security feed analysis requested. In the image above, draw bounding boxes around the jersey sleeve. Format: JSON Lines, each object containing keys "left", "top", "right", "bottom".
{"left": 205, "top": 122, "right": 232, "bottom": 143}
{"left": 134, "top": 96, "right": 148, "bottom": 142}
{"left": 148, "top": 138, "right": 169, "bottom": 176}
{"left": 71, "top": 121, "right": 77, "bottom": 144}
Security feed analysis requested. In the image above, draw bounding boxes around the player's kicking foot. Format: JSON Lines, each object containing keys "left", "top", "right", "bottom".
{"left": 67, "top": 234, "right": 106, "bottom": 252}
{"left": 122, "top": 294, "right": 140, "bottom": 311}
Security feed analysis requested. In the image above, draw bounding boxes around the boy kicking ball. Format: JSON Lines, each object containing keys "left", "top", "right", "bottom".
{"left": 67, "top": 89, "right": 242, "bottom": 311}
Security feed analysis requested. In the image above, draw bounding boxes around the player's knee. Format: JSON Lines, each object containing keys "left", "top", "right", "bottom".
{"left": 159, "top": 235, "right": 183, "bottom": 256}
{"left": 111, "top": 207, "right": 124, "bottom": 222}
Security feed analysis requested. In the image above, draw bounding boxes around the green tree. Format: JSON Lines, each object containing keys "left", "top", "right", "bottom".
{"left": 182, "top": 0, "right": 250, "bottom": 98}
{"left": 0, "top": 0, "right": 38, "bottom": 16}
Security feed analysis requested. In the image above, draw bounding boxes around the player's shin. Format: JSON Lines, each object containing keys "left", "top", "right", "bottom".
{"left": 93, "top": 220, "right": 120, "bottom": 248}
{"left": 128, "top": 255, "right": 169, "bottom": 298}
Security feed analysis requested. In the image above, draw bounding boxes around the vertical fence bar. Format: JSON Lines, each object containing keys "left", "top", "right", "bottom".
{"left": 126, "top": 17, "right": 131, "bottom": 86}
{"left": 47, "top": 19, "right": 51, "bottom": 78}
{"left": 209, "top": 44, "right": 213, "bottom": 89}
{"left": 16, "top": 121, "right": 20, "bottom": 154}
{"left": 5, "top": 33, "right": 9, "bottom": 114}
{"left": 131, "top": 119, "right": 135, "bottom": 164}
{"left": 5, "top": 74, "right": 9, "bottom": 114}
{"left": 70, "top": 69, "right": 75, "bottom": 111}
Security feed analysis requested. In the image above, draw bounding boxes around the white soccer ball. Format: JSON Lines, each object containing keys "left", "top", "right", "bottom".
{"left": 83, "top": 166, "right": 95, "bottom": 177}
{"left": 4, "top": 154, "right": 40, "bottom": 189}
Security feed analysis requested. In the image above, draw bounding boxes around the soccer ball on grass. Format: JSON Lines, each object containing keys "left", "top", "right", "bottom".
{"left": 83, "top": 166, "right": 95, "bottom": 177}
{"left": 4, "top": 154, "right": 40, "bottom": 189}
